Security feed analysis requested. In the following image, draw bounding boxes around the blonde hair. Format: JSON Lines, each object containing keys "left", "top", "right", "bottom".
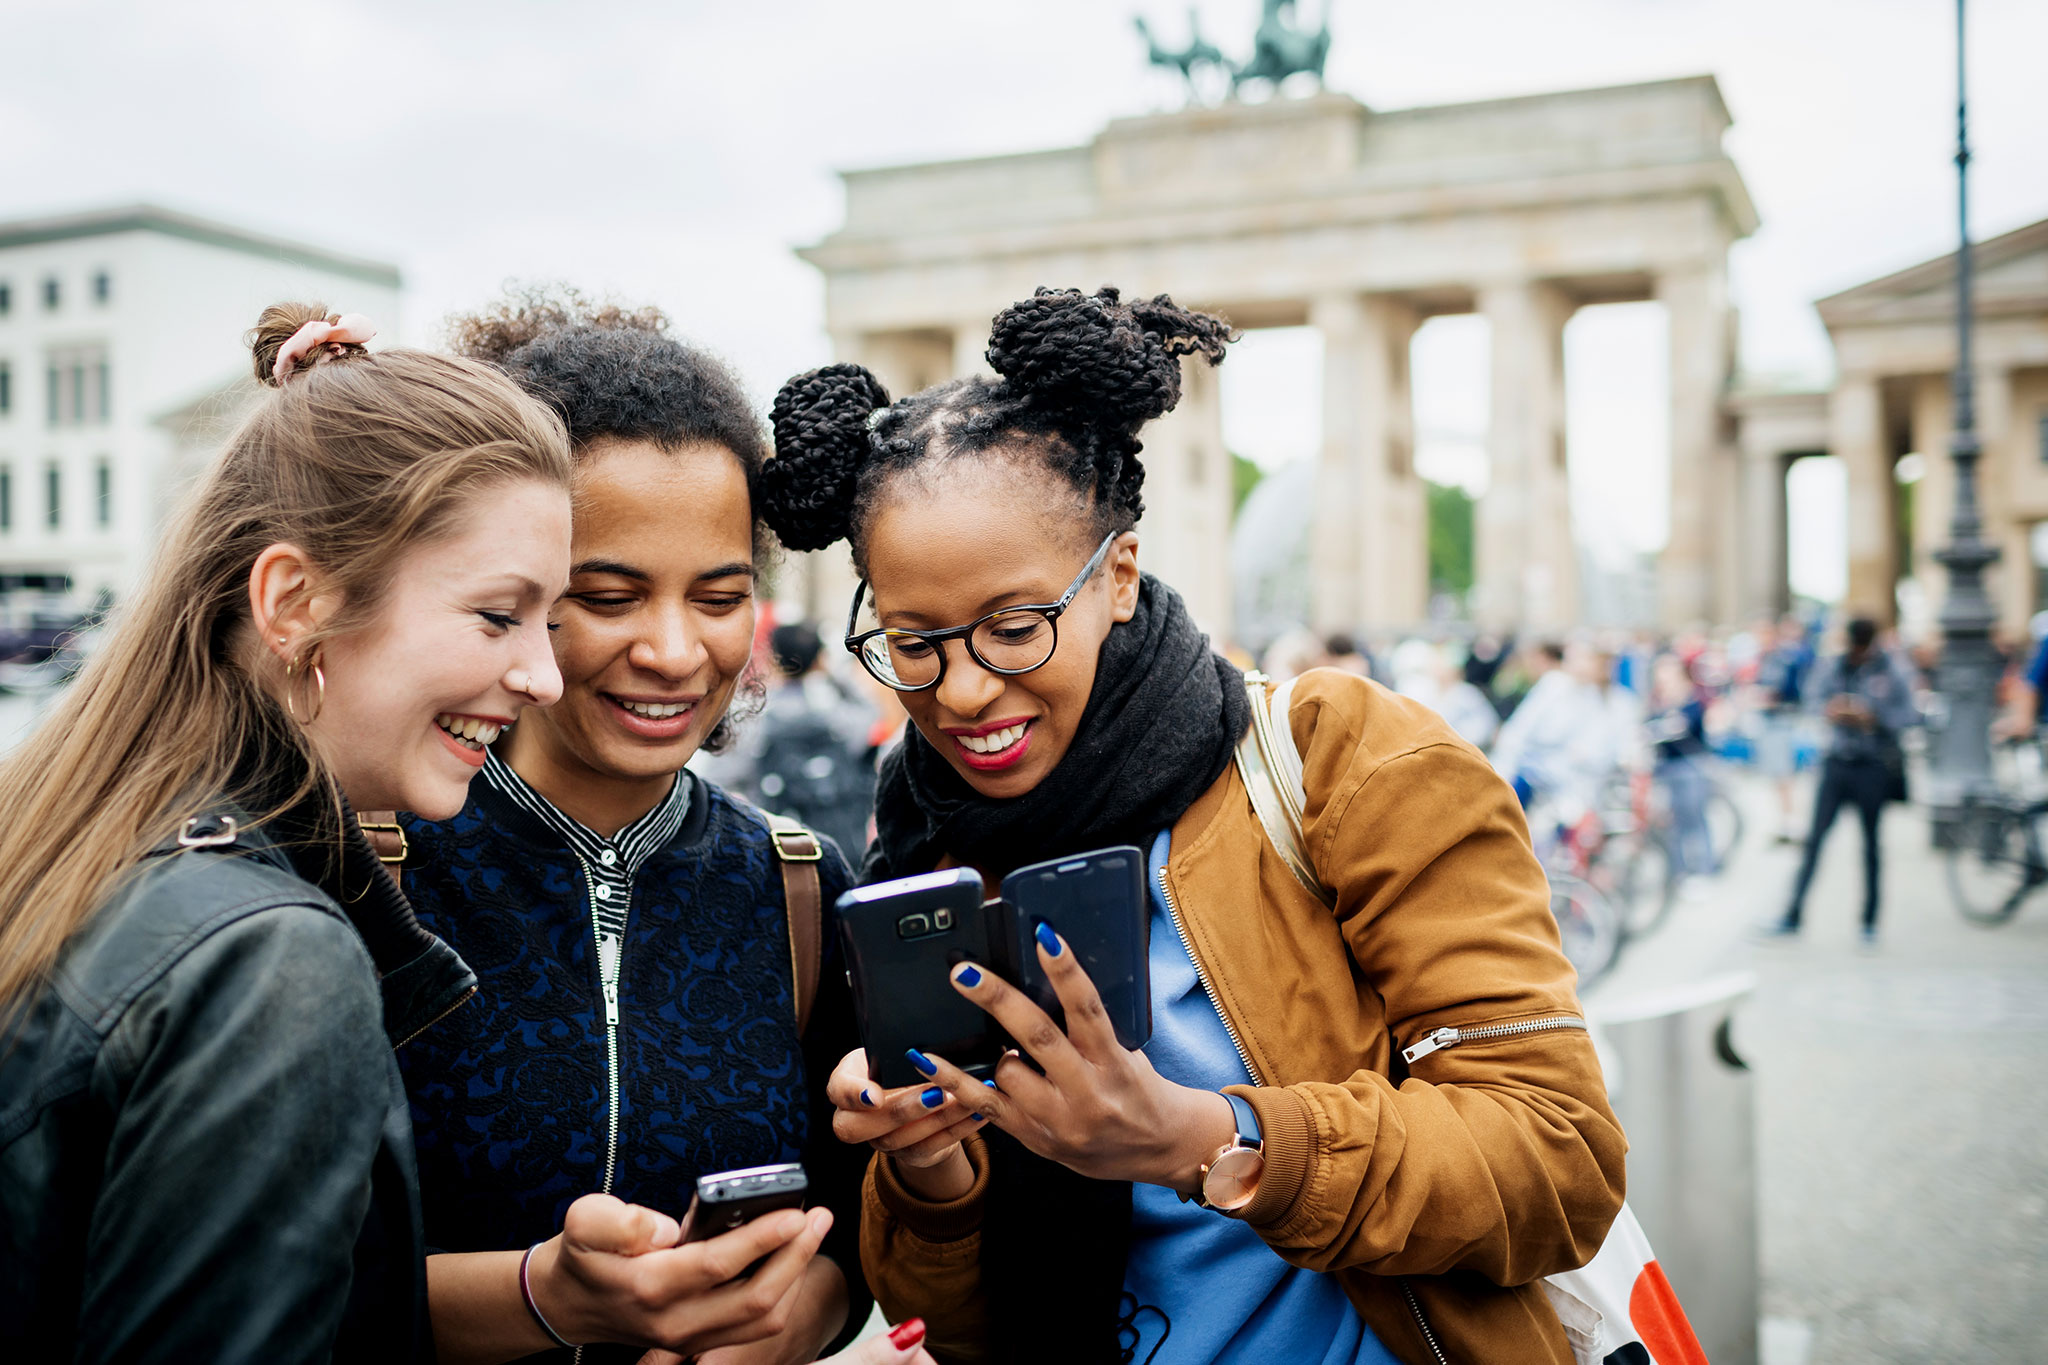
{"left": 0, "top": 302, "right": 572, "bottom": 1015}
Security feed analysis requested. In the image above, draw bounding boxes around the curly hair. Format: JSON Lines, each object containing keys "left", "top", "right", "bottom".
{"left": 760, "top": 287, "right": 1234, "bottom": 573}
{"left": 446, "top": 284, "right": 771, "bottom": 748}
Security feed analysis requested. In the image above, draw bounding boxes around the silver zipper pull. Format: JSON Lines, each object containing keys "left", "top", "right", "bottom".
{"left": 1403, "top": 1027, "right": 1459, "bottom": 1063}
{"left": 601, "top": 974, "right": 621, "bottom": 1028}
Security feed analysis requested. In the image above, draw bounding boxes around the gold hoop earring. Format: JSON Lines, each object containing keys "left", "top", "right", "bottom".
{"left": 283, "top": 650, "right": 327, "bottom": 725}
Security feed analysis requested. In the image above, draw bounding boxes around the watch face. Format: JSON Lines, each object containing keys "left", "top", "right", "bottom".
{"left": 1202, "top": 1147, "right": 1263, "bottom": 1212}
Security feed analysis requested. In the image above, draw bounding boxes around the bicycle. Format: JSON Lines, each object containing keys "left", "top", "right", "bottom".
{"left": 1944, "top": 790, "right": 2048, "bottom": 925}
{"left": 1524, "top": 794, "right": 1627, "bottom": 985}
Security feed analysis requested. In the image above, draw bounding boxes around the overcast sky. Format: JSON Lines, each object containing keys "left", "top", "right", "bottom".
{"left": 6, "top": 0, "right": 2045, "bottom": 597}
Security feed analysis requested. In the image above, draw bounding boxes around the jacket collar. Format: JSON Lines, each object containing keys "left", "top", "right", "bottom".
{"left": 163, "top": 791, "right": 477, "bottom": 1049}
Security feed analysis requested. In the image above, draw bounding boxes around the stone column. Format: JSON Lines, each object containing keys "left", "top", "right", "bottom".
{"left": 1832, "top": 373, "right": 1895, "bottom": 621}
{"left": 1134, "top": 355, "right": 1232, "bottom": 638}
{"left": 1477, "top": 281, "right": 1574, "bottom": 630}
{"left": 953, "top": 321, "right": 991, "bottom": 380}
{"left": 1309, "top": 293, "right": 1424, "bottom": 634}
{"left": 1737, "top": 447, "right": 1790, "bottom": 620}
{"left": 1660, "top": 268, "right": 1735, "bottom": 626}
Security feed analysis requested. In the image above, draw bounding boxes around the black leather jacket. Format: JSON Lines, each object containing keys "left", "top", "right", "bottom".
{"left": 0, "top": 801, "right": 475, "bottom": 1363}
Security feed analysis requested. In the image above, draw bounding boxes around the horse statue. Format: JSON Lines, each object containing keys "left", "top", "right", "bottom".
{"left": 1134, "top": 7, "right": 1229, "bottom": 94}
{"left": 1230, "top": 0, "right": 1332, "bottom": 94}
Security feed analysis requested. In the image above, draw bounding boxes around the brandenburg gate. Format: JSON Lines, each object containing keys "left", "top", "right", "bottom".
{"left": 795, "top": 76, "right": 1757, "bottom": 636}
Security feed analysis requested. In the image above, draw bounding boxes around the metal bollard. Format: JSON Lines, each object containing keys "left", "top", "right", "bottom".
{"left": 1590, "top": 971, "right": 1759, "bottom": 1365}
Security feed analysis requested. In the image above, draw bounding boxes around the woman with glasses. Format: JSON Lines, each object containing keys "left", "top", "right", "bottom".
{"left": 761, "top": 287, "right": 1626, "bottom": 1365}
{"left": 392, "top": 292, "right": 933, "bottom": 1365}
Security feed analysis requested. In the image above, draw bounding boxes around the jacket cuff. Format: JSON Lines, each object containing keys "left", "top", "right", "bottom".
{"left": 1229, "top": 1083, "right": 1316, "bottom": 1228}
{"left": 869, "top": 1135, "right": 991, "bottom": 1243}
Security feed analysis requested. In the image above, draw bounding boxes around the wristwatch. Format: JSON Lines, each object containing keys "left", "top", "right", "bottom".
{"left": 1189, "top": 1091, "right": 1264, "bottom": 1212}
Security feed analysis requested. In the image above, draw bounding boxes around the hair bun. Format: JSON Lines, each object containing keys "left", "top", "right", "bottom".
{"left": 761, "top": 363, "right": 890, "bottom": 552}
{"left": 985, "top": 286, "right": 1233, "bottom": 432}
{"left": 249, "top": 302, "right": 333, "bottom": 387}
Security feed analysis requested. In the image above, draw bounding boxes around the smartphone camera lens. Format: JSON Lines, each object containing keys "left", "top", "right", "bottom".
{"left": 933, "top": 908, "right": 954, "bottom": 930}
{"left": 897, "top": 912, "right": 931, "bottom": 939}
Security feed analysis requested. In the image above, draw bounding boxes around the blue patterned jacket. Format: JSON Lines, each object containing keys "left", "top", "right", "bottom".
{"left": 397, "top": 769, "right": 869, "bottom": 1359}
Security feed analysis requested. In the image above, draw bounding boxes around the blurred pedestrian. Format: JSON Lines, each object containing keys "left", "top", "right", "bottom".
{"left": 756, "top": 621, "right": 880, "bottom": 858}
{"left": 1645, "top": 654, "right": 1717, "bottom": 880}
{"left": 1768, "top": 617, "right": 1920, "bottom": 945}
{"left": 1259, "top": 626, "right": 1326, "bottom": 682}
{"left": 1489, "top": 640, "right": 1588, "bottom": 807}
{"left": 1754, "top": 614, "right": 1816, "bottom": 842}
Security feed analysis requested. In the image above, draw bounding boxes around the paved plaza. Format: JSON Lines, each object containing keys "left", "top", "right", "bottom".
{"left": 1587, "top": 771, "right": 2048, "bottom": 1364}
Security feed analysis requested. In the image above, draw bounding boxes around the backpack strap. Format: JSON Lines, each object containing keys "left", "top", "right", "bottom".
{"left": 1233, "top": 671, "right": 1334, "bottom": 909}
{"left": 765, "top": 812, "right": 824, "bottom": 1036}
{"left": 357, "top": 811, "right": 408, "bottom": 892}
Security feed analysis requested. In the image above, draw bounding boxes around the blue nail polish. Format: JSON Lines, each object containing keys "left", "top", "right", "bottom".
{"left": 1035, "top": 920, "right": 1063, "bottom": 957}
{"left": 971, "top": 1113, "right": 985, "bottom": 1121}
{"left": 921, "top": 1087, "right": 944, "bottom": 1108}
{"left": 983, "top": 1078, "right": 997, "bottom": 1087}
{"left": 907, "top": 1048, "right": 937, "bottom": 1077}
{"left": 954, "top": 963, "right": 983, "bottom": 987}
{"left": 860, "top": 1088, "right": 874, "bottom": 1107}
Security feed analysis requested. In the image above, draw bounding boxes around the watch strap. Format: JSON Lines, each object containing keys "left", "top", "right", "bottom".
{"left": 1224, "top": 1091, "right": 1262, "bottom": 1149}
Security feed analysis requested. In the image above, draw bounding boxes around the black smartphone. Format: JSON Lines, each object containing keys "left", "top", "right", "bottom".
{"left": 837, "top": 868, "right": 1003, "bottom": 1089}
{"left": 998, "top": 845, "right": 1151, "bottom": 1050}
{"left": 683, "top": 1162, "right": 809, "bottom": 1243}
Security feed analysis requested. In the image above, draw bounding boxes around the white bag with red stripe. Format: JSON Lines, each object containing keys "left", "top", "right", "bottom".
{"left": 1235, "top": 672, "right": 1709, "bottom": 1365}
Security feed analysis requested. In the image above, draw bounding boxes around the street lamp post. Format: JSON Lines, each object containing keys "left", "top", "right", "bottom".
{"left": 1929, "top": 0, "right": 2000, "bottom": 843}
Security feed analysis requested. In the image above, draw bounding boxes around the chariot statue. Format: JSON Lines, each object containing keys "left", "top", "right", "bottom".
{"left": 1134, "top": 0, "right": 1332, "bottom": 101}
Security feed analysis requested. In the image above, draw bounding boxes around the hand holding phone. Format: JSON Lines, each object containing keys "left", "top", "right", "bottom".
{"left": 836, "top": 869, "right": 1006, "bottom": 1088}
{"left": 682, "top": 1163, "right": 809, "bottom": 1243}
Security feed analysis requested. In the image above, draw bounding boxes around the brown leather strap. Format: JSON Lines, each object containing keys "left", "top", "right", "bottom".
{"left": 764, "top": 814, "right": 823, "bottom": 1036}
{"left": 358, "top": 811, "right": 408, "bottom": 893}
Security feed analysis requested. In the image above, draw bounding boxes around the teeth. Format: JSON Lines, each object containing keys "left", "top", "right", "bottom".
{"left": 435, "top": 714, "right": 501, "bottom": 750}
{"left": 621, "top": 699, "right": 691, "bottom": 719}
{"left": 960, "top": 723, "right": 1026, "bottom": 754}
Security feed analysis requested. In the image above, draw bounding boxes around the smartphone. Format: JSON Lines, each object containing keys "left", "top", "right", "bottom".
{"left": 836, "top": 868, "right": 1003, "bottom": 1089}
{"left": 998, "top": 845, "right": 1151, "bottom": 1050}
{"left": 683, "top": 1162, "right": 809, "bottom": 1243}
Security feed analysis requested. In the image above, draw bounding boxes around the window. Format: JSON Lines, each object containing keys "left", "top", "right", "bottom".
{"left": 0, "top": 281, "right": 10, "bottom": 315}
{"left": 0, "top": 465, "right": 11, "bottom": 532}
{"left": 2039, "top": 410, "right": 2048, "bottom": 464}
{"left": 41, "top": 277, "right": 58, "bottom": 311}
{"left": 92, "top": 271, "right": 111, "bottom": 305}
{"left": 0, "top": 360, "right": 10, "bottom": 416}
{"left": 94, "top": 458, "right": 110, "bottom": 529}
{"left": 45, "top": 461, "right": 60, "bottom": 530}
{"left": 43, "top": 346, "right": 109, "bottom": 428}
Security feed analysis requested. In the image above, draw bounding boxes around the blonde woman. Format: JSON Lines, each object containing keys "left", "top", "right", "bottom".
{"left": 0, "top": 305, "right": 573, "bottom": 1363}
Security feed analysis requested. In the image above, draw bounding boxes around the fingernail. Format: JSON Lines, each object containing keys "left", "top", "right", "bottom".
{"left": 1035, "top": 920, "right": 1063, "bottom": 956}
{"left": 971, "top": 1113, "right": 985, "bottom": 1121}
{"left": 860, "top": 1088, "right": 874, "bottom": 1107}
{"left": 907, "top": 1048, "right": 937, "bottom": 1077}
{"left": 983, "top": 1078, "right": 997, "bottom": 1087}
{"left": 953, "top": 963, "right": 982, "bottom": 987}
{"left": 889, "top": 1317, "right": 927, "bottom": 1349}
{"left": 921, "top": 1086, "right": 944, "bottom": 1108}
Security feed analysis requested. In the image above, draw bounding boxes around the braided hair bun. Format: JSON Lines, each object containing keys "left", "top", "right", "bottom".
{"left": 762, "top": 363, "right": 892, "bottom": 552}
{"left": 986, "top": 287, "right": 1232, "bottom": 431}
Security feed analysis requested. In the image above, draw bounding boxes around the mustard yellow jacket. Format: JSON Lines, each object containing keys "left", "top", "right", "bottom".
{"left": 861, "top": 669, "right": 1627, "bottom": 1364}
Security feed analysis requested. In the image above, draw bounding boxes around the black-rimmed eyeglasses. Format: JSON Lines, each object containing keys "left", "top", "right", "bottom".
{"left": 843, "top": 532, "right": 1118, "bottom": 693}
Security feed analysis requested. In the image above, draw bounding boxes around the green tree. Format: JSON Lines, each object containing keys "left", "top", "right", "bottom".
{"left": 1232, "top": 451, "right": 1263, "bottom": 515}
{"left": 1427, "top": 480, "right": 1474, "bottom": 597}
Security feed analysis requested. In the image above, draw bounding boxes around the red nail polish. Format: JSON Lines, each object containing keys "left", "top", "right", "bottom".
{"left": 889, "top": 1317, "right": 927, "bottom": 1349}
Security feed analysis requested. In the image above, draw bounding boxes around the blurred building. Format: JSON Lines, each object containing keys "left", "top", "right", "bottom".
{"left": 0, "top": 205, "right": 400, "bottom": 618}
{"left": 794, "top": 77, "right": 1754, "bottom": 637}
{"left": 1734, "top": 216, "right": 2048, "bottom": 639}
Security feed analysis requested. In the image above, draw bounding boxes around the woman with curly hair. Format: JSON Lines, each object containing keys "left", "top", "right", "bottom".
{"left": 396, "top": 292, "right": 920, "bottom": 1365}
{"left": 762, "top": 287, "right": 1626, "bottom": 1365}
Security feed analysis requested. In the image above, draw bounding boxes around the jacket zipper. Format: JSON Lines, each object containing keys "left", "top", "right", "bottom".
{"left": 1156, "top": 866, "right": 1261, "bottom": 1085}
{"left": 1401, "top": 1277, "right": 1451, "bottom": 1365}
{"left": 391, "top": 984, "right": 478, "bottom": 1051}
{"left": 570, "top": 851, "right": 628, "bottom": 1365}
{"left": 1401, "top": 1016, "right": 1588, "bottom": 1064}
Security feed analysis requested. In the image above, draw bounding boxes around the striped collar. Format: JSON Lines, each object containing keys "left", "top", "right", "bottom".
{"left": 479, "top": 750, "right": 694, "bottom": 879}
